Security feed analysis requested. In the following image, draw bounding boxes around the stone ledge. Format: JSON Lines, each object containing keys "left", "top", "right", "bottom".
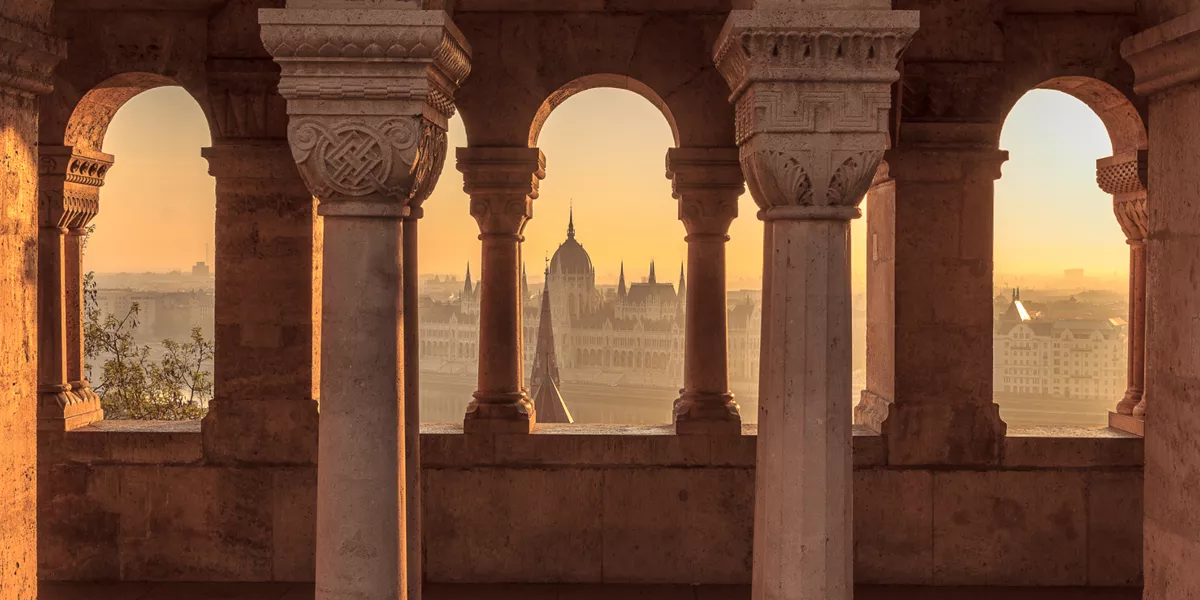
{"left": 54, "top": 420, "right": 1142, "bottom": 469}
{"left": 1003, "top": 426, "right": 1143, "bottom": 468}
{"left": 61, "top": 419, "right": 203, "bottom": 465}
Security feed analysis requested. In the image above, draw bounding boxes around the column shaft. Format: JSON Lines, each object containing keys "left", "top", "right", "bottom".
{"left": 403, "top": 214, "right": 422, "bottom": 600}
{"left": 476, "top": 233, "right": 523, "bottom": 398}
{"left": 64, "top": 228, "right": 91, "bottom": 398}
{"left": 1129, "top": 240, "right": 1147, "bottom": 417}
{"left": 754, "top": 218, "right": 854, "bottom": 600}
{"left": 37, "top": 226, "right": 73, "bottom": 424}
{"left": 317, "top": 213, "right": 406, "bottom": 600}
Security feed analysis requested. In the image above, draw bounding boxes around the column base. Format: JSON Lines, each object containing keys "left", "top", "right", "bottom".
{"left": 674, "top": 392, "right": 742, "bottom": 435}
{"left": 38, "top": 385, "right": 104, "bottom": 432}
{"left": 1108, "top": 410, "right": 1145, "bottom": 437}
{"left": 1114, "top": 389, "right": 1141, "bottom": 415}
{"left": 464, "top": 393, "right": 536, "bottom": 434}
{"left": 857, "top": 389, "right": 1006, "bottom": 466}
{"left": 201, "top": 398, "right": 319, "bottom": 465}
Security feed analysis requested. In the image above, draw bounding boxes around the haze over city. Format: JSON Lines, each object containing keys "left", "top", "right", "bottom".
{"left": 91, "top": 86, "right": 1128, "bottom": 293}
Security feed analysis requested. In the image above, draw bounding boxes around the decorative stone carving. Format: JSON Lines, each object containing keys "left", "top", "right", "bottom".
{"left": 1097, "top": 150, "right": 1149, "bottom": 242}
{"left": 714, "top": 10, "right": 918, "bottom": 221}
{"left": 459, "top": 147, "right": 545, "bottom": 236}
{"left": 260, "top": 9, "right": 471, "bottom": 213}
{"left": 667, "top": 147, "right": 744, "bottom": 237}
{"left": 38, "top": 146, "right": 113, "bottom": 230}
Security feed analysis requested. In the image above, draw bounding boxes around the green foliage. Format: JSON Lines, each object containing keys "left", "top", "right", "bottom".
{"left": 83, "top": 226, "right": 213, "bottom": 420}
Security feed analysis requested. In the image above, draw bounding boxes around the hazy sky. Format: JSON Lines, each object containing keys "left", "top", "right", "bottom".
{"left": 90, "top": 86, "right": 1126, "bottom": 289}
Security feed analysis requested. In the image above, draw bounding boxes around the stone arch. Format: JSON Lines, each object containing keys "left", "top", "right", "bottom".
{"left": 1028, "top": 77, "right": 1147, "bottom": 154}
{"left": 527, "top": 74, "right": 681, "bottom": 148}
{"left": 62, "top": 72, "right": 197, "bottom": 153}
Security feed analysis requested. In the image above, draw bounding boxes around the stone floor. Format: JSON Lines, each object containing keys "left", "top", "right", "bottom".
{"left": 37, "top": 583, "right": 1143, "bottom": 600}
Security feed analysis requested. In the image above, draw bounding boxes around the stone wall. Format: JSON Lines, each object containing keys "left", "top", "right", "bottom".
{"left": 1, "top": 3, "right": 57, "bottom": 597}
{"left": 39, "top": 423, "right": 1143, "bottom": 586}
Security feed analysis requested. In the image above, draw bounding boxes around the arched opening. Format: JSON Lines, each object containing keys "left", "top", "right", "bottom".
{"left": 76, "top": 82, "right": 216, "bottom": 420}
{"left": 992, "top": 82, "right": 1144, "bottom": 427}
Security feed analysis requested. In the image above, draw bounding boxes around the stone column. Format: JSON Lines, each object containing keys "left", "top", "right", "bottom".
{"left": 714, "top": 8, "right": 916, "bottom": 599}
{"left": 200, "top": 140, "right": 321, "bottom": 465}
{"left": 458, "top": 147, "right": 545, "bottom": 434}
{"left": 37, "top": 145, "right": 109, "bottom": 431}
{"left": 667, "top": 147, "right": 744, "bottom": 435}
{"left": 403, "top": 202, "right": 432, "bottom": 599}
{"left": 0, "top": 15, "right": 64, "bottom": 600}
{"left": 855, "top": 123, "right": 1009, "bottom": 465}
{"left": 260, "top": 8, "right": 468, "bottom": 600}
{"left": 1097, "top": 151, "right": 1148, "bottom": 435}
{"left": 1122, "top": 18, "right": 1200, "bottom": 597}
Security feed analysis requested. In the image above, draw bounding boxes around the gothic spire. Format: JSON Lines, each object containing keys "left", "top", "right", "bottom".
{"left": 678, "top": 262, "right": 686, "bottom": 303}
{"left": 463, "top": 262, "right": 473, "bottom": 298}
{"left": 567, "top": 201, "right": 575, "bottom": 239}
{"left": 530, "top": 271, "right": 571, "bottom": 423}
{"left": 648, "top": 259, "right": 656, "bottom": 284}
{"left": 618, "top": 261, "right": 627, "bottom": 299}
{"left": 522, "top": 262, "right": 529, "bottom": 300}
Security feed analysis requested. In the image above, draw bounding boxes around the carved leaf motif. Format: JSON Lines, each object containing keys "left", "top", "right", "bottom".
{"left": 826, "top": 150, "right": 883, "bottom": 206}
{"left": 769, "top": 151, "right": 813, "bottom": 206}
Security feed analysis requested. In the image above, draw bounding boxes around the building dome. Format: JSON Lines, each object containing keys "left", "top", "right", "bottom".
{"left": 549, "top": 209, "right": 593, "bottom": 276}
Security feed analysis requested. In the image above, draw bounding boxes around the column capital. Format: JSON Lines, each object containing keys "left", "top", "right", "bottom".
{"left": 38, "top": 146, "right": 114, "bottom": 230}
{"left": 0, "top": 17, "right": 65, "bottom": 100}
{"left": 458, "top": 146, "right": 545, "bottom": 236}
{"left": 260, "top": 8, "right": 470, "bottom": 217}
{"left": 713, "top": 9, "right": 918, "bottom": 221}
{"left": 666, "top": 147, "right": 743, "bottom": 236}
{"left": 1097, "top": 150, "right": 1149, "bottom": 242}
{"left": 1122, "top": 10, "right": 1200, "bottom": 97}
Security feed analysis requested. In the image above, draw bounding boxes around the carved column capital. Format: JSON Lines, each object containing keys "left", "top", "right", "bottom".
{"left": 0, "top": 17, "right": 65, "bottom": 101}
{"left": 666, "top": 147, "right": 744, "bottom": 236}
{"left": 713, "top": 9, "right": 918, "bottom": 221}
{"left": 458, "top": 147, "right": 545, "bottom": 237}
{"left": 260, "top": 8, "right": 470, "bottom": 217}
{"left": 38, "top": 146, "right": 114, "bottom": 230}
{"left": 1097, "top": 150, "right": 1149, "bottom": 242}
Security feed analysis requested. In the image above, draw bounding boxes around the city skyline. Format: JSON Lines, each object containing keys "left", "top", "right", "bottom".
{"left": 88, "top": 86, "right": 1128, "bottom": 290}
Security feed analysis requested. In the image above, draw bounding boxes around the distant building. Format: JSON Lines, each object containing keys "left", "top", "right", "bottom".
{"left": 418, "top": 211, "right": 762, "bottom": 388}
{"left": 191, "top": 261, "right": 211, "bottom": 277}
{"left": 993, "top": 289, "right": 1126, "bottom": 401}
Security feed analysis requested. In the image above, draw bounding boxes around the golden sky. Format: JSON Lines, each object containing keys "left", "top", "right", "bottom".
{"left": 90, "top": 86, "right": 1127, "bottom": 289}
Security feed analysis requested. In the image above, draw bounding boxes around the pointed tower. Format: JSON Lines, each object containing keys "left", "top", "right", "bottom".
{"left": 678, "top": 262, "right": 686, "bottom": 302}
{"left": 522, "top": 263, "right": 529, "bottom": 300}
{"left": 618, "top": 261, "right": 627, "bottom": 300}
{"left": 567, "top": 202, "right": 576, "bottom": 240}
{"left": 463, "top": 262, "right": 474, "bottom": 300}
{"left": 530, "top": 267, "right": 572, "bottom": 423}
{"left": 648, "top": 259, "right": 657, "bottom": 284}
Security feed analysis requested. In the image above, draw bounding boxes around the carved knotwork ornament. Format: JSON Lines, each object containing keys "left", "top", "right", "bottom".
{"left": 260, "top": 9, "right": 470, "bottom": 212}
